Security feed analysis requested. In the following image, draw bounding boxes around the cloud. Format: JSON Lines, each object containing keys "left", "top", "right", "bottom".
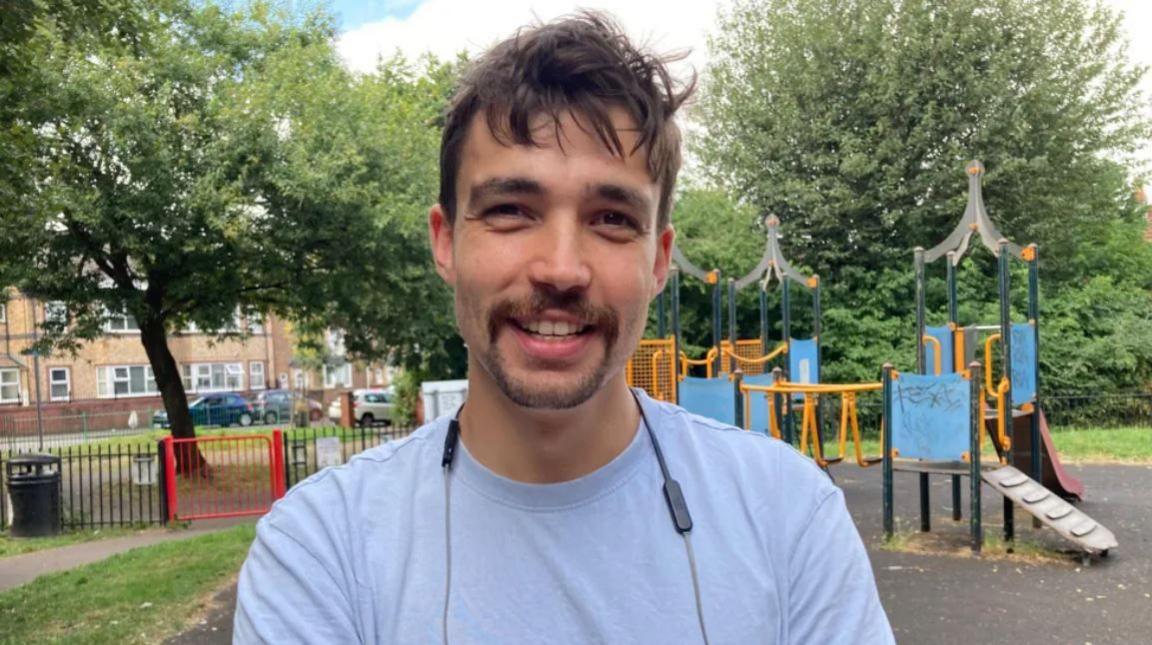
{"left": 335, "top": 0, "right": 722, "bottom": 83}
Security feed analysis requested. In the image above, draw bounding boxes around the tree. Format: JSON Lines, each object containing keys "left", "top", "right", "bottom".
{"left": 695, "top": 0, "right": 1152, "bottom": 387}
{"left": 0, "top": 0, "right": 464, "bottom": 471}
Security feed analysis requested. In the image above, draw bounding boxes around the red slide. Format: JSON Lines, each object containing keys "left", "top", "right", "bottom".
{"left": 1007, "top": 410, "right": 1085, "bottom": 501}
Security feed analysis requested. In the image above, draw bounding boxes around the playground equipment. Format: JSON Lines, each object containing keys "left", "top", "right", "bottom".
{"left": 626, "top": 217, "right": 821, "bottom": 429}
{"left": 626, "top": 218, "right": 885, "bottom": 466}
{"left": 885, "top": 161, "right": 1115, "bottom": 556}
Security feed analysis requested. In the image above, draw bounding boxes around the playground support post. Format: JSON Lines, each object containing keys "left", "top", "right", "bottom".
{"left": 711, "top": 270, "right": 723, "bottom": 376}
{"left": 913, "top": 248, "right": 930, "bottom": 531}
{"left": 732, "top": 371, "right": 744, "bottom": 429}
{"left": 969, "top": 361, "right": 983, "bottom": 553}
{"left": 1028, "top": 245, "right": 1041, "bottom": 485}
{"left": 813, "top": 277, "right": 826, "bottom": 462}
{"left": 759, "top": 287, "right": 769, "bottom": 354}
{"left": 998, "top": 239, "right": 1015, "bottom": 544}
{"left": 772, "top": 367, "right": 791, "bottom": 445}
{"left": 882, "top": 364, "right": 894, "bottom": 540}
{"left": 947, "top": 251, "right": 962, "bottom": 522}
{"left": 727, "top": 278, "right": 737, "bottom": 368}
{"left": 781, "top": 279, "right": 796, "bottom": 441}
{"left": 656, "top": 290, "right": 666, "bottom": 339}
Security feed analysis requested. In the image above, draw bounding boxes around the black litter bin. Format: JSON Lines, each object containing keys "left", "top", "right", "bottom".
{"left": 6, "top": 454, "right": 62, "bottom": 537}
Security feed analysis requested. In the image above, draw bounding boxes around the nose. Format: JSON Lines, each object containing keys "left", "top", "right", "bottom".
{"left": 526, "top": 217, "right": 592, "bottom": 294}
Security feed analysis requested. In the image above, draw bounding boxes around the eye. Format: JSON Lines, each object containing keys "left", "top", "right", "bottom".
{"left": 593, "top": 210, "right": 640, "bottom": 230}
{"left": 483, "top": 203, "right": 529, "bottom": 218}
{"left": 475, "top": 203, "right": 535, "bottom": 230}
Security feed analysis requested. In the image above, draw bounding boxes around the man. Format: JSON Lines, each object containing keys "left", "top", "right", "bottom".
{"left": 235, "top": 12, "right": 893, "bottom": 644}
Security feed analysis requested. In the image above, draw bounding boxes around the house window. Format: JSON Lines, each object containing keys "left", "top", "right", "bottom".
{"left": 322, "top": 363, "right": 352, "bottom": 389}
{"left": 183, "top": 362, "right": 244, "bottom": 393}
{"left": 104, "top": 308, "right": 139, "bottom": 332}
{"left": 0, "top": 368, "right": 19, "bottom": 403}
{"left": 44, "top": 301, "right": 68, "bottom": 324}
{"left": 0, "top": 303, "right": 6, "bottom": 323}
{"left": 49, "top": 368, "right": 71, "bottom": 401}
{"left": 249, "top": 361, "right": 265, "bottom": 390}
{"left": 96, "top": 365, "right": 157, "bottom": 398}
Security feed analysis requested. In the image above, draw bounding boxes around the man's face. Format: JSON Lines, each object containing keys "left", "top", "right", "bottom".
{"left": 429, "top": 109, "right": 674, "bottom": 409}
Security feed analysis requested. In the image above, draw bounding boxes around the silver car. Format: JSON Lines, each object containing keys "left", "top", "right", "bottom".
{"left": 327, "top": 388, "right": 395, "bottom": 427}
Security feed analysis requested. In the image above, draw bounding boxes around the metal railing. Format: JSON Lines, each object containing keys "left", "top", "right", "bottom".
{"left": 1, "top": 424, "right": 415, "bottom": 532}
{"left": 1, "top": 442, "right": 167, "bottom": 531}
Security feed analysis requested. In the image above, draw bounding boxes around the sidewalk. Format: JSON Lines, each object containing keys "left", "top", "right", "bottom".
{"left": 0, "top": 517, "right": 255, "bottom": 593}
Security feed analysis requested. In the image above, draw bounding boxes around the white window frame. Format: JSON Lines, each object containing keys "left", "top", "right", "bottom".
{"left": 0, "top": 368, "right": 19, "bottom": 404}
{"left": 322, "top": 363, "right": 352, "bottom": 389}
{"left": 96, "top": 364, "right": 158, "bottom": 399}
{"left": 0, "top": 303, "right": 6, "bottom": 323}
{"left": 249, "top": 361, "right": 265, "bottom": 390}
{"left": 184, "top": 362, "right": 245, "bottom": 393}
{"left": 103, "top": 307, "right": 139, "bottom": 333}
{"left": 49, "top": 367, "right": 71, "bottom": 402}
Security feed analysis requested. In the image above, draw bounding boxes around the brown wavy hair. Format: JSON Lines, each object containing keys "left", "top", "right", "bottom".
{"left": 438, "top": 11, "right": 694, "bottom": 229}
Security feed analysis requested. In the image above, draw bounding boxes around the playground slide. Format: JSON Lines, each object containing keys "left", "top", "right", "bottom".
{"left": 1001, "top": 410, "right": 1084, "bottom": 502}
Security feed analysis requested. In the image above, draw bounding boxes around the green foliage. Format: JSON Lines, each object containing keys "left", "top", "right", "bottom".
{"left": 691, "top": 0, "right": 1152, "bottom": 390}
{"left": 391, "top": 368, "right": 425, "bottom": 426}
{"left": 0, "top": 0, "right": 468, "bottom": 438}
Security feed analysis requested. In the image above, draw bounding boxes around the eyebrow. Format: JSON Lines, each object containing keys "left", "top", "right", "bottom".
{"left": 467, "top": 177, "right": 544, "bottom": 206}
{"left": 592, "top": 183, "right": 652, "bottom": 214}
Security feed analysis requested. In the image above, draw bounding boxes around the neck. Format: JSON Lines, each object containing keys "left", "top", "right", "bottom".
{"left": 458, "top": 365, "right": 640, "bottom": 484}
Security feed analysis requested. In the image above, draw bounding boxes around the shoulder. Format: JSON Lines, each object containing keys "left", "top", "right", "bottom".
{"left": 646, "top": 397, "right": 836, "bottom": 500}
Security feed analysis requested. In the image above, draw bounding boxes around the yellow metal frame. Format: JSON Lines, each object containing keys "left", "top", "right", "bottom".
{"left": 625, "top": 337, "right": 677, "bottom": 402}
{"left": 679, "top": 347, "right": 719, "bottom": 379}
{"left": 741, "top": 380, "right": 883, "bottom": 468}
{"left": 921, "top": 335, "right": 943, "bottom": 375}
{"left": 721, "top": 341, "right": 787, "bottom": 373}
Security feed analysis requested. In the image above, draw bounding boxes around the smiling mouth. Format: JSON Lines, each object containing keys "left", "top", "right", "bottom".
{"left": 511, "top": 318, "right": 593, "bottom": 339}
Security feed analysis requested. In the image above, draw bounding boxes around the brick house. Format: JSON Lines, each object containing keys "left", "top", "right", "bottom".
{"left": 0, "top": 289, "right": 391, "bottom": 434}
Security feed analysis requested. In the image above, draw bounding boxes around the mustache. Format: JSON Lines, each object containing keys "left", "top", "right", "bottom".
{"left": 488, "top": 289, "right": 619, "bottom": 346}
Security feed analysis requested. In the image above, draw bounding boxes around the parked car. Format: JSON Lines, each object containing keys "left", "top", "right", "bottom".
{"left": 152, "top": 392, "right": 255, "bottom": 429}
{"left": 252, "top": 389, "right": 323, "bottom": 425}
{"left": 328, "top": 388, "right": 395, "bottom": 427}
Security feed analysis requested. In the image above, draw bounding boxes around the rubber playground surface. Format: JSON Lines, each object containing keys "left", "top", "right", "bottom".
{"left": 841, "top": 461, "right": 1152, "bottom": 644}
{"left": 165, "top": 461, "right": 1151, "bottom": 644}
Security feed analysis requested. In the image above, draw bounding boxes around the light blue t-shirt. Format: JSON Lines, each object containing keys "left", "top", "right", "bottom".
{"left": 235, "top": 392, "right": 893, "bottom": 644}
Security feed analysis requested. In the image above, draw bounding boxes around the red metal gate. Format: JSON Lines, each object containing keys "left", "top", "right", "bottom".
{"left": 162, "top": 431, "right": 285, "bottom": 522}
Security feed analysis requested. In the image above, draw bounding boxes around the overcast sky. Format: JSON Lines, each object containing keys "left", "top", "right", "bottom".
{"left": 329, "top": 0, "right": 1151, "bottom": 169}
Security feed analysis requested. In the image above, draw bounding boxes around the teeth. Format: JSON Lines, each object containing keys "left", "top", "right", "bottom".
{"left": 522, "top": 320, "right": 584, "bottom": 336}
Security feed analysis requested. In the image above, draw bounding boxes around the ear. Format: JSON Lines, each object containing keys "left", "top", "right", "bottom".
{"left": 429, "top": 204, "right": 456, "bottom": 286}
{"left": 651, "top": 224, "right": 675, "bottom": 298}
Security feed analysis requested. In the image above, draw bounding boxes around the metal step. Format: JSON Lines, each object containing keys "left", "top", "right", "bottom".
{"left": 982, "top": 466, "right": 1117, "bottom": 555}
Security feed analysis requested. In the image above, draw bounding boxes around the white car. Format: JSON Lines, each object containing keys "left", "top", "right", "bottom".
{"left": 328, "top": 388, "right": 395, "bottom": 427}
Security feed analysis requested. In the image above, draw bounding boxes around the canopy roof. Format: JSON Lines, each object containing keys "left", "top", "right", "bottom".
{"left": 670, "top": 215, "right": 815, "bottom": 291}
{"left": 924, "top": 160, "right": 1024, "bottom": 264}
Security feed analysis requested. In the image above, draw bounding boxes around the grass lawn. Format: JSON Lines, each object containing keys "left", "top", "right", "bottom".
{"left": 0, "top": 524, "right": 255, "bottom": 645}
{"left": 0, "top": 528, "right": 141, "bottom": 559}
{"left": 795, "top": 426, "right": 1152, "bottom": 464}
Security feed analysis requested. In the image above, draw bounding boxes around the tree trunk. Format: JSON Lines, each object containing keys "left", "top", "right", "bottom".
{"left": 139, "top": 316, "right": 210, "bottom": 477}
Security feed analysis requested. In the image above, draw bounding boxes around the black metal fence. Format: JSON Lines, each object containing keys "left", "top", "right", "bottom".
{"left": 1, "top": 441, "right": 167, "bottom": 532}
{"left": 1, "top": 424, "right": 415, "bottom": 532}
{"left": 282, "top": 425, "right": 414, "bottom": 489}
